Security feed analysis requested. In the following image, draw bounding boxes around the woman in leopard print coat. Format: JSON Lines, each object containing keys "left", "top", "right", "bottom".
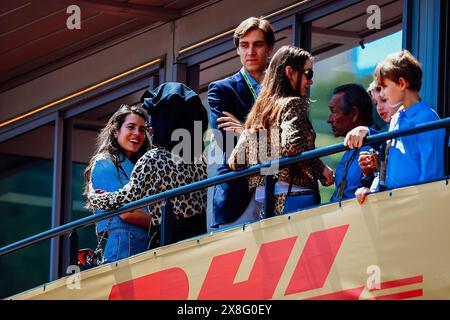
{"left": 88, "top": 83, "right": 208, "bottom": 247}
{"left": 229, "top": 45, "right": 334, "bottom": 216}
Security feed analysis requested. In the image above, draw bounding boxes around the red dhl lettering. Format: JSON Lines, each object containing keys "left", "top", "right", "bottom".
{"left": 108, "top": 224, "right": 423, "bottom": 299}
{"left": 109, "top": 225, "right": 349, "bottom": 299}
{"left": 109, "top": 267, "right": 189, "bottom": 300}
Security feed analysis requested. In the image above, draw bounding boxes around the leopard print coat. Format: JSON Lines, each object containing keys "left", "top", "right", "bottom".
{"left": 228, "top": 96, "right": 326, "bottom": 214}
{"left": 88, "top": 148, "right": 207, "bottom": 226}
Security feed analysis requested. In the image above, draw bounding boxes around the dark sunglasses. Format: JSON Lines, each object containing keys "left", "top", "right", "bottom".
{"left": 303, "top": 69, "right": 314, "bottom": 81}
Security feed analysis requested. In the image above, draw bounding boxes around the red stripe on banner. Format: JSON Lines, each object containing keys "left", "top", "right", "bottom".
{"left": 306, "top": 286, "right": 365, "bottom": 300}
{"left": 368, "top": 289, "right": 423, "bottom": 300}
{"left": 369, "top": 275, "right": 423, "bottom": 292}
{"left": 285, "top": 225, "right": 349, "bottom": 295}
{"left": 109, "top": 267, "right": 189, "bottom": 300}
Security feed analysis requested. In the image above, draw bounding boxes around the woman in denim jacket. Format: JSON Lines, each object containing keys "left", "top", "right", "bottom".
{"left": 87, "top": 83, "right": 208, "bottom": 249}
{"left": 84, "top": 104, "right": 152, "bottom": 263}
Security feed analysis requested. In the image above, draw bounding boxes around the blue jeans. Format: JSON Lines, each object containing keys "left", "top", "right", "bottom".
{"left": 104, "top": 226, "right": 150, "bottom": 263}
{"left": 283, "top": 193, "right": 319, "bottom": 214}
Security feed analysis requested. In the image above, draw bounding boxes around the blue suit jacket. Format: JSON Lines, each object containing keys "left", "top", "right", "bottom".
{"left": 209, "top": 71, "right": 255, "bottom": 134}
{"left": 207, "top": 71, "right": 255, "bottom": 227}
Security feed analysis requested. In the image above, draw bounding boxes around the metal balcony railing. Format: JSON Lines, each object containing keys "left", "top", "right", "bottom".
{"left": 1, "top": 117, "right": 449, "bottom": 258}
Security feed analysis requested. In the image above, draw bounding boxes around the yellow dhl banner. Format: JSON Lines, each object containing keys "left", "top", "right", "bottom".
{"left": 9, "top": 179, "right": 450, "bottom": 300}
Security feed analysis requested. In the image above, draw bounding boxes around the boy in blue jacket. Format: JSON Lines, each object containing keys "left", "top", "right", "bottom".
{"left": 346, "top": 50, "right": 445, "bottom": 203}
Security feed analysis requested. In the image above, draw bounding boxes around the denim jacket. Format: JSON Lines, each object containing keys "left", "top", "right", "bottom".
{"left": 91, "top": 153, "right": 148, "bottom": 233}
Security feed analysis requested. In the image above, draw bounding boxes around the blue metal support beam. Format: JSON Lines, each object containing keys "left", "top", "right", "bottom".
{"left": 49, "top": 112, "right": 64, "bottom": 281}
{"left": 403, "top": 0, "right": 442, "bottom": 113}
{"left": 263, "top": 175, "right": 276, "bottom": 219}
{"left": 160, "top": 200, "right": 174, "bottom": 246}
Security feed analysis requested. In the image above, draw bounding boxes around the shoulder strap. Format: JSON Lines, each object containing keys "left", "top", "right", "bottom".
{"left": 336, "top": 148, "right": 360, "bottom": 200}
{"left": 287, "top": 164, "right": 298, "bottom": 196}
{"left": 240, "top": 67, "right": 258, "bottom": 101}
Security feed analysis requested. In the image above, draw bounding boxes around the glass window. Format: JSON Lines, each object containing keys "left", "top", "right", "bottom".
{"left": 0, "top": 125, "right": 54, "bottom": 298}
{"left": 70, "top": 162, "right": 97, "bottom": 270}
{"left": 309, "top": 0, "right": 403, "bottom": 202}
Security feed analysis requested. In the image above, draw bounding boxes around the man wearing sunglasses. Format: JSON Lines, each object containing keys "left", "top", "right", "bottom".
{"left": 207, "top": 17, "right": 275, "bottom": 230}
{"left": 327, "top": 84, "right": 375, "bottom": 202}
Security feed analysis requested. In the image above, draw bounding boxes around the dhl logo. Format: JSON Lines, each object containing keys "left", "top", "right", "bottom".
{"left": 108, "top": 224, "right": 423, "bottom": 300}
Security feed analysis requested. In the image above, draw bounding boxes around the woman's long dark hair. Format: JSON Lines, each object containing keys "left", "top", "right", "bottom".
{"left": 83, "top": 104, "right": 151, "bottom": 196}
{"left": 245, "top": 45, "right": 312, "bottom": 130}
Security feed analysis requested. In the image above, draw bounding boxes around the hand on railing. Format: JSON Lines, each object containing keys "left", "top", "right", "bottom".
{"left": 355, "top": 186, "right": 371, "bottom": 204}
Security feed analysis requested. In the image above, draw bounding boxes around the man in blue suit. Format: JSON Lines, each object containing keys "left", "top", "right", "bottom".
{"left": 207, "top": 17, "right": 275, "bottom": 229}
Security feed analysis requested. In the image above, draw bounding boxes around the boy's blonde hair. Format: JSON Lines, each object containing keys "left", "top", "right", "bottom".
{"left": 367, "top": 80, "right": 380, "bottom": 99}
{"left": 374, "top": 50, "right": 422, "bottom": 91}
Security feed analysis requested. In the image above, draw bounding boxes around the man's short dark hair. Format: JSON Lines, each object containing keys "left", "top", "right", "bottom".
{"left": 333, "top": 83, "right": 374, "bottom": 126}
{"left": 233, "top": 17, "right": 275, "bottom": 48}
